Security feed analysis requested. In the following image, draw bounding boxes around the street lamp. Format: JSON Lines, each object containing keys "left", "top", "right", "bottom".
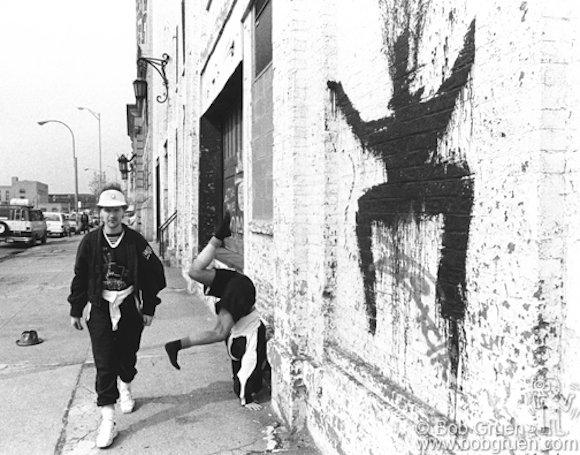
{"left": 77, "top": 106, "right": 102, "bottom": 193}
{"left": 134, "top": 54, "right": 170, "bottom": 103}
{"left": 37, "top": 120, "right": 79, "bottom": 221}
{"left": 117, "top": 154, "right": 131, "bottom": 180}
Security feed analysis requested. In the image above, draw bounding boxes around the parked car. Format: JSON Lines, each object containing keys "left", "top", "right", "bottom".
{"left": 0, "top": 199, "right": 47, "bottom": 247}
{"left": 68, "top": 215, "right": 78, "bottom": 234}
{"left": 43, "top": 212, "right": 71, "bottom": 237}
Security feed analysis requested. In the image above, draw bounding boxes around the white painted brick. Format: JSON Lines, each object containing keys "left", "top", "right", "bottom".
{"left": 138, "top": 0, "right": 580, "bottom": 453}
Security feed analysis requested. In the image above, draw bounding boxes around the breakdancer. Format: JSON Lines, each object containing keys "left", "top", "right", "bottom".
{"left": 164, "top": 212, "right": 268, "bottom": 409}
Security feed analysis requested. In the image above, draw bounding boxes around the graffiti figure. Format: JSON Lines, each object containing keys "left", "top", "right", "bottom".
{"left": 328, "top": 20, "right": 475, "bottom": 379}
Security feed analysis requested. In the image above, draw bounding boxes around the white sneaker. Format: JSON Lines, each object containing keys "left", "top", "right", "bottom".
{"left": 95, "top": 418, "right": 117, "bottom": 448}
{"left": 118, "top": 380, "right": 135, "bottom": 414}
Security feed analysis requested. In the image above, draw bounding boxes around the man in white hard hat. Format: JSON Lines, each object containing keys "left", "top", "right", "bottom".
{"left": 68, "top": 184, "right": 166, "bottom": 448}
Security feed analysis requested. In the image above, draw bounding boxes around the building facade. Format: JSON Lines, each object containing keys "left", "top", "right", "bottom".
{"left": 0, "top": 177, "right": 49, "bottom": 207}
{"left": 39, "top": 193, "right": 97, "bottom": 213}
{"left": 129, "top": 1, "right": 580, "bottom": 453}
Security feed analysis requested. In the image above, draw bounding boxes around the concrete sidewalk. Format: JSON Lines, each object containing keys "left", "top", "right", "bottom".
{"left": 58, "top": 262, "right": 320, "bottom": 454}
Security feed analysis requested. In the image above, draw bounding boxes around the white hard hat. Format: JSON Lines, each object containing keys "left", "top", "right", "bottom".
{"left": 97, "top": 189, "right": 128, "bottom": 208}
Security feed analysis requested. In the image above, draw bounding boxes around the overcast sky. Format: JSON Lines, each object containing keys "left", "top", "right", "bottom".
{"left": 0, "top": 1, "right": 136, "bottom": 193}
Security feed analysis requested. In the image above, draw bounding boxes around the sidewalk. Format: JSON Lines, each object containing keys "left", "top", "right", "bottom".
{"left": 58, "top": 261, "right": 320, "bottom": 454}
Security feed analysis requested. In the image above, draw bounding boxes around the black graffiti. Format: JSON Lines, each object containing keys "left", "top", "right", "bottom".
{"left": 328, "top": 19, "right": 475, "bottom": 379}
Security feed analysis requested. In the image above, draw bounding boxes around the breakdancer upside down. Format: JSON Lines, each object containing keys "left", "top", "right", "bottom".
{"left": 165, "top": 212, "right": 268, "bottom": 409}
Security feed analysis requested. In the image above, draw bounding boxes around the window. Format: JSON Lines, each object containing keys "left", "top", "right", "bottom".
{"left": 251, "top": 0, "right": 274, "bottom": 224}
{"left": 254, "top": 0, "right": 272, "bottom": 77}
{"left": 19, "top": 188, "right": 26, "bottom": 194}
{"left": 10, "top": 208, "right": 21, "bottom": 220}
{"left": 44, "top": 213, "right": 60, "bottom": 221}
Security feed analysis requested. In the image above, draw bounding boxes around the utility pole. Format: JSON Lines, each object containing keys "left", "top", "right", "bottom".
{"left": 77, "top": 106, "right": 102, "bottom": 193}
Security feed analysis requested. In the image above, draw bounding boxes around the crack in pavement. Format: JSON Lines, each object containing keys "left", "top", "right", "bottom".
{"left": 53, "top": 347, "right": 91, "bottom": 455}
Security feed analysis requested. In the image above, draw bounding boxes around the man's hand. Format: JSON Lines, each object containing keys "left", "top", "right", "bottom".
{"left": 71, "top": 317, "right": 83, "bottom": 331}
{"left": 142, "top": 314, "right": 154, "bottom": 326}
{"left": 244, "top": 402, "right": 262, "bottom": 411}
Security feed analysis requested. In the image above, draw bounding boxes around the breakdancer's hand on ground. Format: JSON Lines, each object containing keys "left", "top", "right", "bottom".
{"left": 244, "top": 402, "right": 262, "bottom": 411}
{"left": 71, "top": 316, "right": 83, "bottom": 330}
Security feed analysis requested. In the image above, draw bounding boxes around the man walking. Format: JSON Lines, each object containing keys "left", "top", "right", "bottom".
{"left": 68, "top": 184, "right": 166, "bottom": 448}
{"left": 80, "top": 211, "right": 89, "bottom": 234}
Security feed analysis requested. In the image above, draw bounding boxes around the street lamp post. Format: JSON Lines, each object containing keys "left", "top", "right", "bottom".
{"left": 37, "top": 120, "right": 79, "bottom": 222}
{"left": 77, "top": 106, "right": 102, "bottom": 193}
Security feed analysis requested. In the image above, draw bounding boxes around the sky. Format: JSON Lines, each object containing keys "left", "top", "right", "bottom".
{"left": 0, "top": 1, "right": 137, "bottom": 193}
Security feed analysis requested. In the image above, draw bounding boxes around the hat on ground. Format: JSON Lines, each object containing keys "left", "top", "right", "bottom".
{"left": 97, "top": 189, "right": 127, "bottom": 208}
{"left": 16, "top": 330, "right": 44, "bottom": 347}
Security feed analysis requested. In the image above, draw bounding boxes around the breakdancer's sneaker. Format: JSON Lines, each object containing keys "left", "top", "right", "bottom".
{"left": 95, "top": 418, "right": 117, "bottom": 448}
{"left": 214, "top": 211, "right": 232, "bottom": 240}
{"left": 118, "top": 380, "right": 135, "bottom": 413}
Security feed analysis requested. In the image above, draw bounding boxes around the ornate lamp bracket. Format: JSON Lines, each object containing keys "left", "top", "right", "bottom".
{"left": 137, "top": 53, "right": 170, "bottom": 103}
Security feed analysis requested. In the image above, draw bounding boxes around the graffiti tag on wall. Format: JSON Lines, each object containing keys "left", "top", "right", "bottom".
{"left": 328, "top": 19, "right": 476, "bottom": 380}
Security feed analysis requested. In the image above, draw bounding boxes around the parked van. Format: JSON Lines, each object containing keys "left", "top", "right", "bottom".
{"left": 43, "top": 212, "right": 71, "bottom": 237}
{"left": 0, "top": 199, "right": 48, "bottom": 247}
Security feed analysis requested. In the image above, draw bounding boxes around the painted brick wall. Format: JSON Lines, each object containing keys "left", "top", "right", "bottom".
{"left": 146, "top": 0, "right": 580, "bottom": 453}
{"left": 266, "top": 0, "right": 580, "bottom": 454}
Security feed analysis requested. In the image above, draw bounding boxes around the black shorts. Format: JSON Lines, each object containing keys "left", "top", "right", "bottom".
{"left": 205, "top": 268, "right": 256, "bottom": 322}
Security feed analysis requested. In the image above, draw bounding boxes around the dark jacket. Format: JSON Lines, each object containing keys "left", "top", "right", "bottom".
{"left": 68, "top": 225, "right": 166, "bottom": 318}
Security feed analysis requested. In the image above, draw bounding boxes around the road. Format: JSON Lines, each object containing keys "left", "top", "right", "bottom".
{"left": 0, "top": 234, "right": 320, "bottom": 455}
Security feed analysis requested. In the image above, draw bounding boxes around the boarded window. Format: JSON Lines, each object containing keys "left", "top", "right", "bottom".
{"left": 254, "top": 0, "right": 272, "bottom": 77}
{"left": 252, "top": 1, "right": 274, "bottom": 223}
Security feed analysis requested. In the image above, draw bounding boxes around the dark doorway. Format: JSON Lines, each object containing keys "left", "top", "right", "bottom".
{"left": 198, "top": 64, "right": 244, "bottom": 269}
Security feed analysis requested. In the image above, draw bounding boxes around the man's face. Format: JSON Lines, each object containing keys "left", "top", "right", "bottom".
{"left": 100, "top": 207, "right": 125, "bottom": 230}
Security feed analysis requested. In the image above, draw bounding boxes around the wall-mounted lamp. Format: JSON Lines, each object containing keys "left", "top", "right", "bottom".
{"left": 117, "top": 154, "right": 136, "bottom": 180}
{"left": 134, "top": 53, "right": 170, "bottom": 103}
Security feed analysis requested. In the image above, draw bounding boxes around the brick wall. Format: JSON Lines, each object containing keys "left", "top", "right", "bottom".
{"left": 146, "top": 0, "right": 580, "bottom": 453}
{"left": 266, "top": 0, "right": 580, "bottom": 454}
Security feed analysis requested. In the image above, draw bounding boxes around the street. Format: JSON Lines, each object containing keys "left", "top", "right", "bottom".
{"left": 0, "top": 235, "right": 319, "bottom": 455}
{"left": 0, "top": 242, "right": 27, "bottom": 262}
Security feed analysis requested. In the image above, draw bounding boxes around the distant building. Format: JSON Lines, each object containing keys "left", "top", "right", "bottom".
{"left": 0, "top": 177, "right": 48, "bottom": 207}
{"left": 0, "top": 185, "right": 10, "bottom": 204}
{"left": 40, "top": 193, "right": 97, "bottom": 213}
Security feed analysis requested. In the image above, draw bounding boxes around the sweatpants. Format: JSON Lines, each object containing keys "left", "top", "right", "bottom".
{"left": 228, "top": 321, "right": 268, "bottom": 402}
{"left": 87, "top": 297, "right": 144, "bottom": 406}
